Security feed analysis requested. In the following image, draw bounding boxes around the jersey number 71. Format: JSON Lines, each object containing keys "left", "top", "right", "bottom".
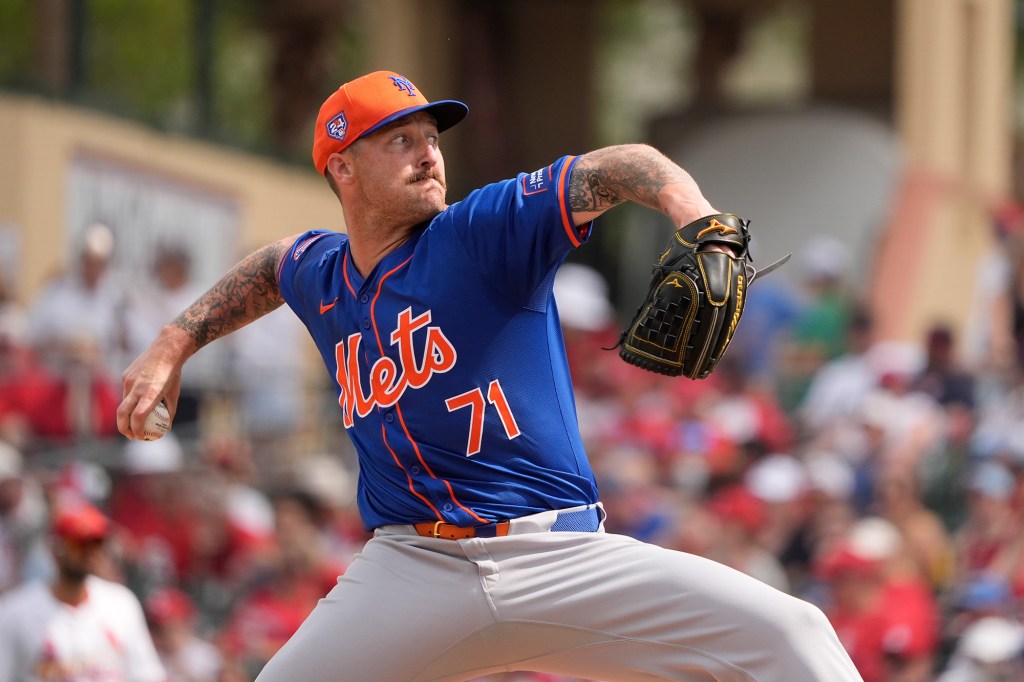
{"left": 445, "top": 379, "right": 521, "bottom": 456}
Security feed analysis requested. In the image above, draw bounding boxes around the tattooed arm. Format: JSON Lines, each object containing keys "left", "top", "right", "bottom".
{"left": 569, "top": 144, "right": 716, "bottom": 228}
{"left": 117, "top": 235, "right": 300, "bottom": 439}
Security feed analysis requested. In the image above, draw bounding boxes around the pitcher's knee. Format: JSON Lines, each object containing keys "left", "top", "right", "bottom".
{"left": 767, "top": 595, "right": 835, "bottom": 646}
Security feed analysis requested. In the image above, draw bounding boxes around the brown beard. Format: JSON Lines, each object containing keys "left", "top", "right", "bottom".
{"left": 59, "top": 561, "right": 91, "bottom": 583}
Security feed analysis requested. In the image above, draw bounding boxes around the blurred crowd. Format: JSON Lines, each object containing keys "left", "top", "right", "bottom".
{"left": 3, "top": 221, "right": 1024, "bottom": 681}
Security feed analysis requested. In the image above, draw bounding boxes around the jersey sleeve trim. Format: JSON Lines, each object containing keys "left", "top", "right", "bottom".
{"left": 557, "top": 156, "right": 578, "bottom": 247}
{"left": 342, "top": 253, "right": 359, "bottom": 300}
{"left": 278, "top": 231, "right": 328, "bottom": 307}
{"left": 557, "top": 155, "right": 593, "bottom": 248}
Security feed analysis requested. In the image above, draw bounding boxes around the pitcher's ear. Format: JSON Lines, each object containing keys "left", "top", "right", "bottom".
{"left": 327, "top": 152, "right": 355, "bottom": 185}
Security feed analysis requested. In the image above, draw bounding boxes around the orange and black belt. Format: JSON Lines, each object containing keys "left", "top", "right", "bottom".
{"left": 413, "top": 520, "right": 511, "bottom": 540}
{"left": 410, "top": 506, "right": 602, "bottom": 541}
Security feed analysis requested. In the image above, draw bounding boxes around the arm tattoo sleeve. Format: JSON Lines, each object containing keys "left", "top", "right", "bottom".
{"left": 569, "top": 144, "right": 688, "bottom": 213}
{"left": 172, "top": 241, "right": 289, "bottom": 350}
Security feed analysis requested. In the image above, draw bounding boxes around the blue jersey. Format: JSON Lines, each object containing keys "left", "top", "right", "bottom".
{"left": 278, "top": 155, "right": 599, "bottom": 530}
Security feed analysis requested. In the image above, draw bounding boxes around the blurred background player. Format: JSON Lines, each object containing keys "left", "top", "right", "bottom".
{"left": 0, "top": 497, "right": 166, "bottom": 682}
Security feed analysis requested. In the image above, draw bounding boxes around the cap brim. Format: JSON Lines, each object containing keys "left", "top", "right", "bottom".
{"left": 363, "top": 100, "right": 468, "bottom": 139}
{"left": 54, "top": 524, "right": 109, "bottom": 542}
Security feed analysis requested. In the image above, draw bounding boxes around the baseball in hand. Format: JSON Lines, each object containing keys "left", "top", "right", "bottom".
{"left": 141, "top": 401, "right": 172, "bottom": 441}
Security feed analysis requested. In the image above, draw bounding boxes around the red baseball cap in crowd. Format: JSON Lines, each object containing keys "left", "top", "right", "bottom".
{"left": 145, "top": 587, "right": 196, "bottom": 625}
{"left": 706, "top": 484, "right": 766, "bottom": 535}
{"left": 51, "top": 499, "right": 110, "bottom": 542}
{"left": 312, "top": 70, "right": 469, "bottom": 174}
{"left": 815, "top": 545, "right": 884, "bottom": 581}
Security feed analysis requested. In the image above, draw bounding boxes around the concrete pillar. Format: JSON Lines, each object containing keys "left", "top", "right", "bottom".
{"left": 872, "top": 0, "right": 1013, "bottom": 349}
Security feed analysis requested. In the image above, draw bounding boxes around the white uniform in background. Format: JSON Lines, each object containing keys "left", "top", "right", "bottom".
{"left": 0, "top": 575, "right": 166, "bottom": 682}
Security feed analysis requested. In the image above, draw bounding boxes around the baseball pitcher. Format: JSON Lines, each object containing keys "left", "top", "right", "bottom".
{"left": 118, "top": 71, "right": 861, "bottom": 681}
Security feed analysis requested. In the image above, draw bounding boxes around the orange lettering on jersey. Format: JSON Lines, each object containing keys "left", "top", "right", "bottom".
{"left": 424, "top": 327, "right": 457, "bottom": 375}
{"left": 391, "top": 307, "right": 433, "bottom": 386}
{"left": 369, "top": 356, "right": 402, "bottom": 405}
{"left": 335, "top": 333, "right": 372, "bottom": 427}
{"left": 335, "top": 308, "right": 457, "bottom": 427}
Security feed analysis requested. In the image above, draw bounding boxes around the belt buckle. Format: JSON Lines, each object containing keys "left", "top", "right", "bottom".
{"left": 432, "top": 520, "right": 445, "bottom": 538}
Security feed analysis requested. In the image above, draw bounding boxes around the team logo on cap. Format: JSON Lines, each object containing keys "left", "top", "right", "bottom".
{"left": 389, "top": 75, "right": 417, "bottom": 96}
{"left": 326, "top": 111, "right": 348, "bottom": 141}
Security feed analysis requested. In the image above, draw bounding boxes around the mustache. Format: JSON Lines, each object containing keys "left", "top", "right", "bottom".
{"left": 409, "top": 170, "right": 446, "bottom": 187}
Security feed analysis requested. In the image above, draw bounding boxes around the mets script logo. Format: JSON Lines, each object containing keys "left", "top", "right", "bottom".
{"left": 389, "top": 75, "right": 417, "bottom": 96}
{"left": 335, "top": 307, "right": 456, "bottom": 428}
{"left": 326, "top": 111, "right": 348, "bottom": 141}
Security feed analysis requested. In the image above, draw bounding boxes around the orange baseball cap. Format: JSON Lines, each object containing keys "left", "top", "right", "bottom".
{"left": 312, "top": 70, "right": 468, "bottom": 175}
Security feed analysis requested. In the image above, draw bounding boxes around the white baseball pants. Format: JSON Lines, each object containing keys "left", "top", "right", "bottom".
{"left": 256, "top": 507, "right": 861, "bottom": 681}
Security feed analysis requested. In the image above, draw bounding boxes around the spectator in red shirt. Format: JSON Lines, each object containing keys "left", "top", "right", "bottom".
{"left": 705, "top": 483, "right": 790, "bottom": 592}
{"left": 0, "top": 330, "right": 120, "bottom": 446}
{"left": 953, "top": 461, "right": 1021, "bottom": 585}
{"left": 219, "top": 490, "right": 346, "bottom": 678}
{"left": 817, "top": 518, "right": 940, "bottom": 682}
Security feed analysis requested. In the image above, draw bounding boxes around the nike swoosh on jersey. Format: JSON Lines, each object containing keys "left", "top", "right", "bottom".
{"left": 319, "top": 297, "right": 339, "bottom": 315}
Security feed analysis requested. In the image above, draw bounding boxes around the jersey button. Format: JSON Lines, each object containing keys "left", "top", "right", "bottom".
{"left": 443, "top": 503, "right": 454, "bottom": 512}
{"left": 360, "top": 294, "right": 369, "bottom": 303}
{"left": 361, "top": 318, "right": 371, "bottom": 329}
{"left": 384, "top": 413, "right": 394, "bottom": 423}
{"left": 411, "top": 466, "right": 420, "bottom": 475}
